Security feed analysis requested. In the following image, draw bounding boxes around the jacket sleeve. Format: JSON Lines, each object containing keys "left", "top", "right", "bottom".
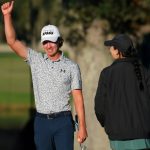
{"left": 94, "top": 70, "right": 107, "bottom": 127}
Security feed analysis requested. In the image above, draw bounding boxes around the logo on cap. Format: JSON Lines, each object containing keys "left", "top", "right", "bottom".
{"left": 43, "top": 31, "right": 54, "bottom": 35}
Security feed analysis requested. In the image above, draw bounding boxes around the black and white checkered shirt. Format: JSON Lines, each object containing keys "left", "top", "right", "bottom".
{"left": 26, "top": 48, "right": 82, "bottom": 114}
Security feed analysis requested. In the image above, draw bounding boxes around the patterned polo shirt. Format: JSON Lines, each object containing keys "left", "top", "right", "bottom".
{"left": 26, "top": 48, "right": 82, "bottom": 114}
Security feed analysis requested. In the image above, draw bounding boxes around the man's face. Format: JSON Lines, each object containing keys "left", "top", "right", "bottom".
{"left": 42, "top": 41, "right": 59, "bottom": 57}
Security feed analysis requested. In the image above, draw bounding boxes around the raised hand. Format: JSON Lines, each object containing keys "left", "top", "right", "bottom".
{"left": 1, "top": 1, "right": 14, "bottom": 16}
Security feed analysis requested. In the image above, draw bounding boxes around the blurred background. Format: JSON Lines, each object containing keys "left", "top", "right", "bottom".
{"left": 0, "top": 0, "right": 150, "bottom": 149}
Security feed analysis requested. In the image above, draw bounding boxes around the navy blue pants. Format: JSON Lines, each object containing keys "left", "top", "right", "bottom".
{"left": 34, "top": 112, "right": 74, "bottom": 150}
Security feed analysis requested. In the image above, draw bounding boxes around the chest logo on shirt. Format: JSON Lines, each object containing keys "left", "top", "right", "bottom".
{"left": 60, "top": 69, "right": 66, "bottom": 73}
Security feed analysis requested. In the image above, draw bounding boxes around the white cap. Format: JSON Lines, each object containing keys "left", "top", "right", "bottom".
{"left": 41, "top": 25, "right": 60, "bottom": 43}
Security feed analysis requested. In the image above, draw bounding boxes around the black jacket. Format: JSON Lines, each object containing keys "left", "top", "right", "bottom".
{"left": 95, "top": 58, "right": 150, "bottom": 140}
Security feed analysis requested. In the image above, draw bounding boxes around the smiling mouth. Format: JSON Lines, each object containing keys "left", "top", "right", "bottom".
{"left": 47, "top": 49, "right": 53, "bottom": 53}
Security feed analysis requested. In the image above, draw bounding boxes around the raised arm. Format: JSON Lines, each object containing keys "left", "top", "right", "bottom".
{"left": 1, "top": 1, "right": 27, "bottom": 59}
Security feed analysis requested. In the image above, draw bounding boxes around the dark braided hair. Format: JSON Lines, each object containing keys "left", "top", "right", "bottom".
{"left": 132, "top": 60, "right": 144, "bottom": 91}
{"left": 122, "top": 47, "right": 144, "bottom": 91}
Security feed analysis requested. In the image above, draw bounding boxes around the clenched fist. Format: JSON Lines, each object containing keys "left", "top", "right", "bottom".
{"left": 1, "top": 1, "right": 14, "bottom": 16}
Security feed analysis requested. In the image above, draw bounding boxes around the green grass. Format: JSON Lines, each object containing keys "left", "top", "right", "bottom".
{"left": 0, "top": 52, "right": 33, "bottom": 129}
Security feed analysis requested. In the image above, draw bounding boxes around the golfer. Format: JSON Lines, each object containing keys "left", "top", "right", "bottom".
{"left": 1, "top": 1, "right": 88, "bottom": 150}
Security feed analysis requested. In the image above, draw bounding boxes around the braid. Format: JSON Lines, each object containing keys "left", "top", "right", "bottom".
{"left": 115, "top": 41, "right": 144, "bottom": 91}
{"left": 132, "top": 60, "right": 144, "bottom": 91}
{"left": 121, "top": 46, "right": 144, "bottom": 91}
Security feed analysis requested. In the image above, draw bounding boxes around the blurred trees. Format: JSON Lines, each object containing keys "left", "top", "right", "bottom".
{"left": 62, "top": 0, "right": 150, "bottom": 38}
{"left": 0, "top": 0, "right": 150, "bottom": 45}
{"left": 98, "top": 0, "right": 150, "bottom": 33}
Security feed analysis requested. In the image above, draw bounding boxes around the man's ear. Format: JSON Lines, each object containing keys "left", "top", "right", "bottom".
{"left": 115, "top": 49, "right": 120, "bottom": 55}
{"left": 117, "top": 50, "right": 123, "bottom": 58}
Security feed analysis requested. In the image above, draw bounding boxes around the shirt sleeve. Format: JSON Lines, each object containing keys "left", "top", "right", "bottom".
{"left": 70, "top": 64, "right": 82, "bottom": 90}
{"left": 25, "top": 48, "right": 40, "bottom": 66}
{"left": 94, "top": 69, "right": 107, "bottom": 127}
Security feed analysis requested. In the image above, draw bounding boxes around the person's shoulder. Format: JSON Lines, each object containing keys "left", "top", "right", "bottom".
{"left": 28, "top": 48, "right": 43, "bottom": 55}
{"left": 27, "top": 48, "right": 44, "bottom": 59}
{"left": 101, "top": 65, "right": 112, "bottom": 74}
{"left": 63, "top": 56, "right": 79, "bottom": 67}
{"left": 97, "top": 66, "right": 111, "bottom": 79}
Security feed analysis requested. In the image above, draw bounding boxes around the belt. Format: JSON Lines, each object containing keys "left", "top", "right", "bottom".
{"left": 36, "top": 111, "right": 71, "bottom": 119}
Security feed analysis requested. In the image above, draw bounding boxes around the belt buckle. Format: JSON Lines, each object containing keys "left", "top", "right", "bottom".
{"left": 47, "top": 114, "right": 53, "bottom": 119}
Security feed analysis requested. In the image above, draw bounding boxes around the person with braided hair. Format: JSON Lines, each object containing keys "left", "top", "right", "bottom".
{"left": 95, "top": 34, "right": 150, "bottom": 150}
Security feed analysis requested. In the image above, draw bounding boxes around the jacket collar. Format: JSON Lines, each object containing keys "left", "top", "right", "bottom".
{"left": 113, "top": 57, "right": 138, "bottom": 64}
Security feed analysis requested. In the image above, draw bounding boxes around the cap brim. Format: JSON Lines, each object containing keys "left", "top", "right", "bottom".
{"left": 104, "top": 40, "right": 114, "bottom": 46}
{"left": 41, "top": 36, "right": 58, "bottom": 43}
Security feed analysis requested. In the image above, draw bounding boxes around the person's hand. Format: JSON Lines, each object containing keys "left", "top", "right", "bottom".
{"left": 77, "top": 127, "right": 88, "bottom": 144}
{"left": 1, "top": 1, "right": 14, "bottom": 16}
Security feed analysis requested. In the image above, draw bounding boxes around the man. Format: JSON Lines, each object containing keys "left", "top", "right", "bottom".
{"left": 1, "top": 1, "right": 87, "bottom": 150}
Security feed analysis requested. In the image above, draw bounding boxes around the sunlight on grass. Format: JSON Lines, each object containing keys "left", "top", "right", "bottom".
{"left": 0, "top": 52, "right": 33, "bottom": 129}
